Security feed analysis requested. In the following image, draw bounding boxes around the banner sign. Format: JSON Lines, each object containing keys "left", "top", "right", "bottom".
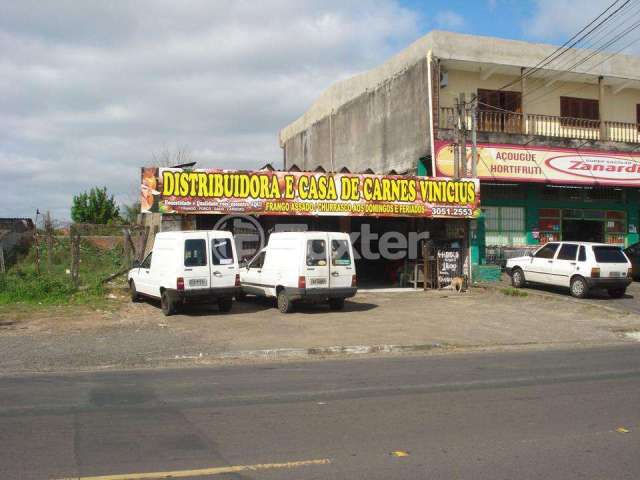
{"left": 140, "top": 167, "right": 481, "bottom": 218}
{"left": 435, "top": 141, "right": 640, "bottom": 186}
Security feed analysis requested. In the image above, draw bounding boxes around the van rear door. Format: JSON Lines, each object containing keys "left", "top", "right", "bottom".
{"left": 209, "top": 233, "right": 237, "bottom": 289}
{"left": 182, "top": 234, "right": 211, "bottom": 291}
{"left": 329, "top": 234, "right": 354, "bottom": 289}
{"left": 304, "top": 234, "right": 329, "bottom": 290}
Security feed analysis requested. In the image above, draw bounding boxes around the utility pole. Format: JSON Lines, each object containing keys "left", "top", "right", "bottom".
{"left": 459, "top": 93, "right": 467, "bottom": 177}
{"left": 471, "top": 93, "right": 478, "bottom": 178}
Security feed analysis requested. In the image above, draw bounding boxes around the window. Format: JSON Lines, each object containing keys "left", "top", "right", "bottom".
{"left": 478, "top": 89, "right": 522, "bottom": 133}
{"left": 249, "top": 251, "right": 265, "bottom": 269}
{"left": 593, "top": 246, "right": 627, "bottom": 263}
{"left": 578, "top": 246, "right": 586, "bottom": 262}
{"left": 331, "top": 240, "right": 351, "bottom": 266}
{"left": 484, "top": 206, "right": 526, "bottom": 246}
{"left": 184, "top": 239, "right": 207, "bottom": 267}
{"left": 141, "top": 252, "right": 152, "bottom": 269}
{"left": 306, "top": 239, "right": 327, "bottom": 266}
{"left": 535, "top": 243, "right": 559, "bottom": 259}
{"left": 560, "top": 97, "right": 599, "bottom": 122}
{"left": 211, "top": 238, "right": 234, "bottom": 265}
{"left": 557, "top": 243, "right": 578, "bottom": 261}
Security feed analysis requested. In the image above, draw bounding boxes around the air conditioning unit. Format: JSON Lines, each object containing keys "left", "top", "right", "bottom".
{"left": 440, "top": 70, "right": 448, "bottom": 88}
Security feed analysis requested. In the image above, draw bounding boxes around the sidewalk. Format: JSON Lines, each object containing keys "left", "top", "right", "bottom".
{"left": 1, "top": 287, "right": 639, "bottom": 374}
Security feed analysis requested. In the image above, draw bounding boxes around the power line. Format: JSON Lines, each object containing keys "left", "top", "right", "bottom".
{"left": 521, "top": 1, "right": 640, "bottom": 90}
{"left": 524, "top": 21, "right": 640, "bottom": 106}
{"left": 496, "top": 0, "right": 633, "bottom": 92}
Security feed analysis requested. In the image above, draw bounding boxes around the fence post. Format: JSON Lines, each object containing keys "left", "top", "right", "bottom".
{"left": 138, "top": 227, "right": 150, "bottom": 262}
{"left": 70, "top": 226, "right": 80, "bottom": 287}
{"left": 44, "top": 212, "right": 54, "bottom": 273}
{"left": 0, "top": 247, "right": 5, "bottom": 274}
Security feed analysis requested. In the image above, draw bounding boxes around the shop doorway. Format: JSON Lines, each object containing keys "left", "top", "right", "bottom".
{"left": 562, "top": 219, "right": 604, "bottom": 243}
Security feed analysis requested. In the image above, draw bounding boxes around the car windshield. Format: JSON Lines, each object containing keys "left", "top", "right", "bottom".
{"left": 592, "top": 246, "right": 627, "bottom": 263}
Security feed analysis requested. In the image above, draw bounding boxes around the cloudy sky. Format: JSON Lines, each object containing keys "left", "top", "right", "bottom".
{"left": 1, "top": 0, "right": 613, "bottom": 220}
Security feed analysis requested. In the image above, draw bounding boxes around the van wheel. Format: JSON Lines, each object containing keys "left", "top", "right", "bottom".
{"left": 608, "top": 287, "right": 626, "bottom": 298}
{"left": 570, "top": 276, "right": 588, "bottom": 299}
{"left": 130, "top": 281, "right": 140, "bottom": 302}
{"left": 161, "top": 291, "right": 176, "bottom": 316}
{"left": 277, "top": 291, "right": 294, "bottom": 313}
{"left": 511, "top": 268, "right": 525, "bottom": 288}
{"left": 218, "top": 296, "right": 233, "bottom": 312}
{"left": 329, "top": 298, "right": 345, "bottom": 311}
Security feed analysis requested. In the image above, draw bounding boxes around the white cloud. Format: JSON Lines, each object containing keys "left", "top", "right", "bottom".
{"left": 0, "top": 1, "right": 420, "bottom": 220}
{"left": 434, "top": 10, "right": 465, "bottom": 30}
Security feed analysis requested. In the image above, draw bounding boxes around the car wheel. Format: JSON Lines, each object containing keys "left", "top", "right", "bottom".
{"left": 277, "top": 291, "right": 294, "bottom": 313}
{"left": 570, "top": 276, "right": 588, "bottom": 299}
{"left": 511, "top": 268, "right": 525, "bottom": 288}
{"left": 161, "top": 290, "right": 176, "bottom": 316}
{"left": 130, "top": 281, "right": 140, "bottom": 302}
{"left": 608, "top": 287, "right": 626, "bottom": 298}
{"left": 218, "top": 296, "right": 233, "bottom": 312}
{"left": 328, "top": 298, "right": 345, "bottom": 311}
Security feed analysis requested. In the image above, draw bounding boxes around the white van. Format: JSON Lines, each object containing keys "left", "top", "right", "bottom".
{"left": 239, "top": 231, "right": 357, "bottom": 313}
{"left": 128, "top": 230, "right": 240, "bottom": 316}
{"left": 506, "top": 241, "right": 632, "bottom": 298}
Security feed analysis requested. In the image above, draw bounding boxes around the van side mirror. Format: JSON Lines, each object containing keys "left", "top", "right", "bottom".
{"left": 528, "top": 251, "right": 534, "bottom": 257}
{"left": 132, "top": 260, "right": 141, "bottom": 268}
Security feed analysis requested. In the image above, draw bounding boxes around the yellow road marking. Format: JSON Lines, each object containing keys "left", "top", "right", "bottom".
{"left": 55, "top": 458, "right": 331, "bottom": 480}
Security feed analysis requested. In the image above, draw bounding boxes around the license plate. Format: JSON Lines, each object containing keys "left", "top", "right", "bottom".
{"left": 610, "top": 272, "right": 624, "bottom": 278}
{"left": 189, "top": 278, "right": 208, "bottom": 287}
{"left": 310, "top": 278, "right": 327, "bottom": 285}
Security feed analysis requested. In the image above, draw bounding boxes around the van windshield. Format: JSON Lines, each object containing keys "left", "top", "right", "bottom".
{"left": 184, "top": 239, "right": 207, "bottom": 267}
{"left": 593, "top": 246, "right": 627, "bottom": 263}
{"left": 306, "top": 239, "right": 327, "bottom": 266}
{"left": 212, "top": 238, "right": 234, "bottom": 265}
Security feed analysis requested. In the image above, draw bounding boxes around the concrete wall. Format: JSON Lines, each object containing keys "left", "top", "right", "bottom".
{"left": 284, "top": 58, "right": 430, "bottom": 174}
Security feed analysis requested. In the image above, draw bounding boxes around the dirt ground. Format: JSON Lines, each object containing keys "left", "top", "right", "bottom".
{"left": 1, "top": 286, "right": 640, "bottom": 374}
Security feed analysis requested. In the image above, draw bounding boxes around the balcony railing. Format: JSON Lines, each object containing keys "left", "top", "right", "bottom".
{"left": 439, "top": 107, "right": 640, "bottom": 144}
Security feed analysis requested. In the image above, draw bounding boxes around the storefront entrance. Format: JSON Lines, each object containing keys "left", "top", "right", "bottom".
{"left": 562, "top": 219, "right": 604, "bottom": 243}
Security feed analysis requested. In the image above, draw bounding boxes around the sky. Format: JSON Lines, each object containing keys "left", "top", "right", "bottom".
{"left": 0, "top": 0, "right": 618, "bottom": 220}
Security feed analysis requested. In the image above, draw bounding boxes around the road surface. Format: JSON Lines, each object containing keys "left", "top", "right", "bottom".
{"left": 1, "top": 346, "right": 639, "bottom": 479}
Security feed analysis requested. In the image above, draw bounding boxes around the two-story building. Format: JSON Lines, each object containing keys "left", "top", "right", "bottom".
{"left": 280, "top": 30, "right": 640, "bottom": 270}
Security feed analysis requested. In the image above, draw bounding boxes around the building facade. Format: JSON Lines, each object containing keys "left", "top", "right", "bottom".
{"left": 280, "top": 31, "right": 640, "bottom": 268}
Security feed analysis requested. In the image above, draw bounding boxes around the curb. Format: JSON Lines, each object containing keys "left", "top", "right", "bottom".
{"left": 475, "top": 281, "right": 637, "bottom": 316}
{"left": 215, "top": 343, "right": 445, "bottom": 360}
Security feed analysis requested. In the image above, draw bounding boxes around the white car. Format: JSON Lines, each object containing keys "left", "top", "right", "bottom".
{"left": 506, "top": 241, "right": 632, "bottom": 298}
{"left": 128, "top": 230, "right": 240, "bottom": 315}
{"left": 239, "top": 231, "right": 357, "bottom": 313}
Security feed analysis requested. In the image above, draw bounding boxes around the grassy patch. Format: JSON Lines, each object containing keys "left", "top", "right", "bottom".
{"left": 500, "top": 287, "right": 528, "bottom": 297}
{"left": 0, "top": 237, "right": 128, "bottom": 307}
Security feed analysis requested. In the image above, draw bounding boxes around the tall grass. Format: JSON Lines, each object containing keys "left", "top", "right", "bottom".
{"left": 0, "top": 237, "right": 127, "bottom": 305}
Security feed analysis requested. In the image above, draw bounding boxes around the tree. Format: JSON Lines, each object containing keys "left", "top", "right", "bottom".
{"left": 121, "top": 201, "right": 141, "bottom": 225}
{"left": 71, "top": 186, "right": 121, "bottom": 224}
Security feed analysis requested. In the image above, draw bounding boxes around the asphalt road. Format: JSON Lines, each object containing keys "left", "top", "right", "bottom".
{"left": 2, "top": 347, "right": 640, "bottom": 479}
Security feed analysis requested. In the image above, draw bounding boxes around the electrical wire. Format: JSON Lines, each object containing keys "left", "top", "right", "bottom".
{"left": 522, "top": 16, "right": 640, "bottom": 102}
{"left": 524, "top": 25, "right": 640, "bottom": 107}
{"left": 496, "top": 0, "right": 633, "bottom": 92}
{"left": 520, "top": 1, "right": 640, "bottom": 91}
